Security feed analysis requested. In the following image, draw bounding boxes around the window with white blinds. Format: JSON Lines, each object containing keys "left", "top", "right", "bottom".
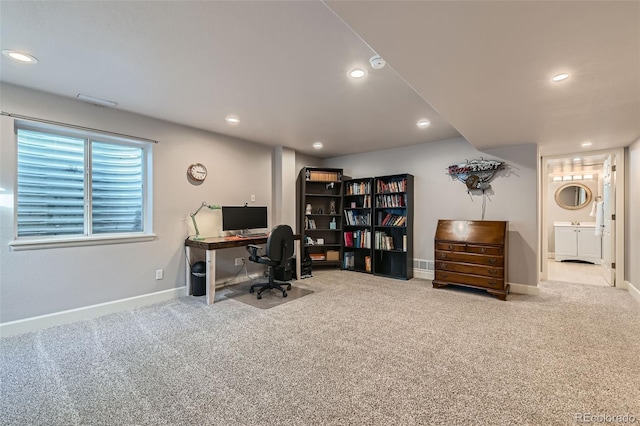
{"left": 16, "top": 125, "right": 151, "bottom": 240}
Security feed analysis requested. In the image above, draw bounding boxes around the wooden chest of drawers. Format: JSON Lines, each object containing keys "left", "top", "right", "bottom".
{"left": 433, "top": 220, "right": 509, "bottom": 300}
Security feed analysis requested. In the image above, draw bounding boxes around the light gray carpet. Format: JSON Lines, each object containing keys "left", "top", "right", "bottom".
{"left": 1, "top": 270, "right": 639, "bottom": 425}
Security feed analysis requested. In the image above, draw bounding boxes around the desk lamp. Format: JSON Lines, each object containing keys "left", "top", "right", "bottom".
{"left": 190, "top": 201, "right": 221, "bottom": 240}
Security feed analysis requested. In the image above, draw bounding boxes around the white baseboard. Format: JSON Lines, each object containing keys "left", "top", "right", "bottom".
{"left": 0, "top": 287, "right": 186, "bottom": 338}
{"left": 509, "top": 282, "right": 540, "bottom": 295}
{"left": 413, "top": 270, "right": 434, "bottom": 280}
{"left": 627, "top": 280, "right": 640, "bottom": 304}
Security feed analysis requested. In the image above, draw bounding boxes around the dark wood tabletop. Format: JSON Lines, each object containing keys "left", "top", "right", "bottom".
{"left": 184, "top": 234, "right": 300, "bottom": 250}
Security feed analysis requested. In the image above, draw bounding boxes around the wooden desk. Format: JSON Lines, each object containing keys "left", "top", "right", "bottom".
{"left": 184, "top": 234, "right": 301, "bottom": 304}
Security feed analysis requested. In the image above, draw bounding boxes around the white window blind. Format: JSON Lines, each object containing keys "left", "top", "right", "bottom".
{"left": 16, "top": 126, "right": 148, "bottom": 239}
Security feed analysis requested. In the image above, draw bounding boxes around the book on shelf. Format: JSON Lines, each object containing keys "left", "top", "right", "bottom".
{"left": 343, "top": 230, "right": 371, "bottom": 248}
{"left": 374, "top": 231, "right": 394, "bottom": 250}
{"left": 344, "top": 210, "right": 371, "bottom": 226}
{"left": 343, "top": 231, "right": 353, "bottom": 247}
{"left": 403, "top": 235, "right": 407, "bottom": 252}
{"left": 307, "top": 170, "right": 340, "bottom": 182}
{"left": 343, "top": 251, "right": 354, "bottom": 269}
{"left": 375, "top": 194, "right": 406, "bottom": 208}
{"left": 376, "top": 178, "right": 407, "bottom": 194}
{"left": 309, "top": 253, "right": 326, "bottom": 261}
{"left": 365, "top": 255, "right": 371, "bottom": 272}
{"left": 346, "top": 181, "right": 371, "bottom": 195}
{"left": 378, "top": 213, "right": 406, "bottom": 226}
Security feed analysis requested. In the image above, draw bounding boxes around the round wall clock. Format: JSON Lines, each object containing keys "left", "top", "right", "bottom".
{"left": 187, "top": 163, "right": 207, "bottom": 183}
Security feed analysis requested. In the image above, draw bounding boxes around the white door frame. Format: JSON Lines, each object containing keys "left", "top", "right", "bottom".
{"left": 540, "top": 147, "right": 626, "bottom": 289}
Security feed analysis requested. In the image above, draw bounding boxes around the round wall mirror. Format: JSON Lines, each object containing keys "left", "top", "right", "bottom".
{"left": 554, "top": 183, "right": 592, "bottom": 210}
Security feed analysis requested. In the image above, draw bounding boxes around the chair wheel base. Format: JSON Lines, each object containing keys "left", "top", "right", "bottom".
{"left": 250, "top": 281, "right": 292, "bottom": 300}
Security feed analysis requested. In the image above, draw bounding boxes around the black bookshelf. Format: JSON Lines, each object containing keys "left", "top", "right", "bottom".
{"left": 342, "top": 177, "right": 374, "bottom": 273}
{"left": 373, "top": 174, "right": 414, "bottom": 279}
{"left": 298, "top": 167, "right": 344, "bottom": 268}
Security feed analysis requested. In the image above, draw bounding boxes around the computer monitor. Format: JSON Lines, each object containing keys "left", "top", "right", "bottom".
{"left": 222, "top": 206, "right": 268, "bottom": 234}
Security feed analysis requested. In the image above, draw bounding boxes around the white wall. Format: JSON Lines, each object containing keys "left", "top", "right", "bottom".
{"left": 0, "top": 84, "right": 275, "bottom": 323}
{"left": 626, "top": 138, "right": 640, "bottom": 293}
{"left": 325, "top": 138, "right": 539, "bottom": 286}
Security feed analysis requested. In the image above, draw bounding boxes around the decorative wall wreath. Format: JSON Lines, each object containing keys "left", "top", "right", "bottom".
{"left": 447, "top": 158, "right": 505, "bottom": 219}
{"left": 447, "top": 158, "right": 504, "bottom": 192}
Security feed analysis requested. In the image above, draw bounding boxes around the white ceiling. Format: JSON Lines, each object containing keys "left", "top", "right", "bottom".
{"left": 1, "top": 1, "right": 638, "bottom": 159}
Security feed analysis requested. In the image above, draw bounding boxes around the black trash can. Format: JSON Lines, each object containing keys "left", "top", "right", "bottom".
{"left": 191, "top": 261, "right": 206, "bottom": 296}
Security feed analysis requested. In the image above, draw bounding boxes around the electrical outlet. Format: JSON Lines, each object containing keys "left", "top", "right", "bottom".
{"left": 235, "top": 257, "right": 244, "bottom": 266}
{"left": 155, "top": 269, "right": 164, "bottom": 280}
{"left": 250, "top": 194, "right": 256, "bottom": 202}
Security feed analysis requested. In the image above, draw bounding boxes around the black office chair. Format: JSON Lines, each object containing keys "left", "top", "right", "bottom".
{"left": 246, "top": 224, "right": 294, "bottom": 299}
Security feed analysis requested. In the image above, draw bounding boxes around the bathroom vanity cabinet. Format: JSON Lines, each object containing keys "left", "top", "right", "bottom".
{"left": 554, "top": 223, "right": 602, "bottom": 264}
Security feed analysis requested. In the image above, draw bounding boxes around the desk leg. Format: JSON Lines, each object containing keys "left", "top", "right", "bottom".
{"left": 295, "top": 239, "right": 301, "bottom": 281}
{"left": 185, "top": 246, "right": 192, "bottom": 296}
{"left": 206, "top": 249, "right": 216, "bottom": 305}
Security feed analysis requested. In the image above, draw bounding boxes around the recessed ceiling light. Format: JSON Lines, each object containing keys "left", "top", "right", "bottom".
{"left": 573, "top": 157, "right": 581, "bottom": 162}
{"left": 551, "top": 73, "right": 569, "bottom": 82}
{"left": 581, "top": 141, "right": 592, "bottom": 147}
{"left": 416, "top": 119, "right": 431, "bottom": 128}
{"left": 349, "top": 68, "right": 366, "bottom": 79}
{"left": 2, "top": 49, "right": 38, "bottom": 63}
{"left": 312, "top": 141, "right": 323, "bottom": 150}
{"left": 225, "top": 115, "right": 240, "bottom": 125}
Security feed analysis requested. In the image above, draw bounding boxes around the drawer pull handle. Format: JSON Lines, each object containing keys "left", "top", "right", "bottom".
{"left": 439, "top": 253, "right": 447, "bottom": 259}
{"left": 448, "top": 245, "right": 454, "bottom": 250}
{"left": 438, "top": 262, "right": 447, "bottom": 269}
{"left": 488, "top": 258, "right": 497, "bottom": 265}
{"left": 489, "top": 280, "right": 497, "bottom": 285}
{"left": 489, "top": 269, "right": 498, "bottom": 275}
{"left": 480, "top": 248, "right": 487, "bottom": 253}
{"left": 441, "top": 273, "right": 448, "bottom": 279}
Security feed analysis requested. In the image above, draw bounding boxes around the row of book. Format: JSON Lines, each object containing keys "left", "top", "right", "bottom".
{"left": 375, "top": 231, "right": 394, "bottom": 251}
{"left": 345, "top": 181, "right": 371, "bottom": 195}
{"left": 305, "top": 217, "right": 317, "bottom": 229}
{"left": 347, "top": 195, "right": 371, "bottom": 208}
{"left": 378, "top": 213, "right": 406, "bottom": 227}
{"left": 376, "top": 178, "right": 407, "bottom": 194}
{"left": 375, "top": 194, "right": 406, "bottom": 208}
{"left": 344, "top": 210, "right": 371, "bottom": 226}
{"left": 344, "top": 229, "right": 371, "bottom": 248}
{"left": 306, "top": 170, "right": 341, "bottom": 182}
{"left": 343, "top": 252, "right": 372, "bottom": 272}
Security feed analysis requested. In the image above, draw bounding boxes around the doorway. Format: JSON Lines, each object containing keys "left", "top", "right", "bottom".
{"left": 540, "top": 148, "right": 625, "bottom": 287}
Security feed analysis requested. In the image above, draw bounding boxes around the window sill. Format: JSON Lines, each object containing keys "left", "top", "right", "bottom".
{"left": 9, "top": 234, "right": 157, "bottom": 251}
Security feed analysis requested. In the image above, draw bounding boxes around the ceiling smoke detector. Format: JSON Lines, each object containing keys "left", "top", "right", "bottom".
{"left": 369, "top": 55, "right": 386, "bottom": 70}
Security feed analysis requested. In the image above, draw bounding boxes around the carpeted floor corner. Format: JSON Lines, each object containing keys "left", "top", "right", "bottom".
{"left": 1, "top": 270, "right": 638, "bottom": 425}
